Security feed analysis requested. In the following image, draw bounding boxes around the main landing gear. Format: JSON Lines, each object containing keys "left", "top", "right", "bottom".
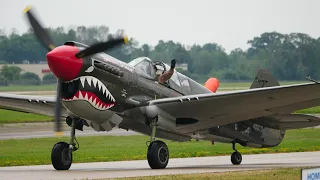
{"left": 231, "top": 141, "right": 242, "bottom": 165}
{"left": 51, "top": 119, "right": 79, "bottom": 170}
{"left": 146, "top": 117, "right": 169, "bottom": 169}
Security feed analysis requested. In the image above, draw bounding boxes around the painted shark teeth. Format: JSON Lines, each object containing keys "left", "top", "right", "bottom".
{"left": 79, "top": 76, "right": 115, "bottom": 103}
{"left": 62, "top": 76, "right": 116, "bottom": 110}
{"left": 62, "top": 91, "right": 115, "bottom": 110}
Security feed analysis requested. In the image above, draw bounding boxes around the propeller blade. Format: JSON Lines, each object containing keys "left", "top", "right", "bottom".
{"left": 55, "top": 79, "right": 63, "bottom": 136}
{"left": 23, "top": 6, "right": 55, "bottom": 51}
{"left": 23, "top": 6, "right": 129, "bottom": 136}
{"left": 23, "top": 6, "right": 62, "bottom": 136}
{"left": 75, "top": 36, "right": 129, "bottom": 58}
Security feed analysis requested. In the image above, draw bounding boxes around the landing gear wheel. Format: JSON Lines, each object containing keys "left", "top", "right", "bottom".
{"left": 231, "top": 151, "right": 242, "bottom": 165}
{"left": 51, "top": 142, "right": 72, "bottom": 170}
{"left": 147, "top": 140, "right": 169, "bottom": 169}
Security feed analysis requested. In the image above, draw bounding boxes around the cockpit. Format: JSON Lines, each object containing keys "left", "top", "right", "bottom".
{"left": 128, "top": 57, "right": 157, "bottom": 79}
{"left": 128, "top": 57, "right": 192, "bottom": 94}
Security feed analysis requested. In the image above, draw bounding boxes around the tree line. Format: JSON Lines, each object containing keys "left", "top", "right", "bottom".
{"left": 1, "top": 25, "right": 320, "bottom": 83}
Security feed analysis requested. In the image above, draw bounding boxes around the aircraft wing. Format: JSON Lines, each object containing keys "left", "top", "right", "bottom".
{"left": 0, "top": 93, "right": 67, "bottom": 117}
{"left": 146, "top": 82, "right": 320, "bottom": 134}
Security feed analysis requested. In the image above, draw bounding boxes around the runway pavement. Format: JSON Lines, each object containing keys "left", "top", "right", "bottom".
{"left": 0, "top": 128, "right": 139, "bottom": 140}
{"left": 0, "top": 122, "right": 139, "bottom": 140}
{"left": 0, "top": 151, "right": 319, "bottom": 180}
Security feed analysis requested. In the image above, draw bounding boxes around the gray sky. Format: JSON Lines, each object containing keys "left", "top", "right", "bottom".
{"left": 0, "top": 0, "right": 318, "bottom": 52}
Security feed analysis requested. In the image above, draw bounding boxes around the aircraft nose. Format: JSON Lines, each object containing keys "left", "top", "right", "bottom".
{"left": 46, "top": 45, "right": 83, "bottom": 81}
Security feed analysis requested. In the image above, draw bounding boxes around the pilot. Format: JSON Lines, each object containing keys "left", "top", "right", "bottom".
{"left": 157, "top": 59, "right": 176, "bottom": 84}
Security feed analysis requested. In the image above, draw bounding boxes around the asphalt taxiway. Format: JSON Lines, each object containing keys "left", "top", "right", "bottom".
{"left": 0, "top": 151, "right": 319, "bottom": 180}
{"left": 0, "top": 122, "right": 139, "bottom": 140}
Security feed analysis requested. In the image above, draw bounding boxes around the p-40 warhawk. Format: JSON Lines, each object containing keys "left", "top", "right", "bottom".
{"left": 2, "top": 6, "right": 320, "bottom": 170}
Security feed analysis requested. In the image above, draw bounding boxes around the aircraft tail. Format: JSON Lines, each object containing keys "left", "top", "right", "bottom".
{"left": 204, "top": 78, "right": 219, "bottom": 92}
{"left": 250, "top": 69, "right": 280, "bottom": 89}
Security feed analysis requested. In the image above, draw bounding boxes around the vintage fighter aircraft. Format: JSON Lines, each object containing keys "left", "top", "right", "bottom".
{"left": 2, "top": 6, "right": 320, "bottom": 170}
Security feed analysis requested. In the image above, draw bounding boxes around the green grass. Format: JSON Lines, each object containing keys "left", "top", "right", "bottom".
{"left": 0, "top": 109, "right": 52, "bottom": 124}
{"left": 1, "top": 128, "right": 320, "bottom": 167}
{"left": 0, "top": 84, "right": 56, "bottom": 92}
{"left": 113, "top": 168, "right": 304, "bottom": 180}
{"left": 296, "top": 106, "right": 320, "bottom": 114}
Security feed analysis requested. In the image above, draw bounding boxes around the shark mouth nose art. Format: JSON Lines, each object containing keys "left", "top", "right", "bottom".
{"left": 61, "top": 76, "right": 115, "bottom": 110}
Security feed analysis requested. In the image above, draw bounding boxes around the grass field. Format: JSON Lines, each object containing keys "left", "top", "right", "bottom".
{"left": 295, "top": 106, "right": 320, "bottom": 114}
{"left": 1, "top": 128, "right": 320, "bottom": 167}
{"left": 116, "top": 168, "right": 304, "bottom": 180}
{"left": 0, "top": 109, "right": 52, "bottom": 124}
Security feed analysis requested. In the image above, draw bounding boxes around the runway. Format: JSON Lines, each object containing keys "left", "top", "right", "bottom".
{"left": 0, "top": 151, "right": 319, "bottom": 180}
{"left": 0, "top": 129, "right": 139, "bottom": 140}
{"left": 0, "top": 122, "right": 139, "bottom": 140}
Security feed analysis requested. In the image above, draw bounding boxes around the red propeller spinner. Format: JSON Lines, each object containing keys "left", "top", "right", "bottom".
{"left": 46, "top": 45, "right": 83, "bottom": 81}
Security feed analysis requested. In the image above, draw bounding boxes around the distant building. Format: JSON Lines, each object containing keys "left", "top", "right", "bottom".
{"left": 0, "top": 64, "right": 51, "bottom": 79}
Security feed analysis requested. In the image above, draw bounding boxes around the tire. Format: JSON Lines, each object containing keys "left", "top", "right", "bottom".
{"left": 147, "top": 140, "right": 169, "bottom": 169}
{"left": 231, "top": 151, "right": 242, "bottom": 165}
{"left": 51, "top": 142, "right": 72, "bottom": 170}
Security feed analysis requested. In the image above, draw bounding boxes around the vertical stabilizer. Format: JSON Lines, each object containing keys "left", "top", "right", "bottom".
{"left": 250, "top": 69, "right": 280, "bottom": 89}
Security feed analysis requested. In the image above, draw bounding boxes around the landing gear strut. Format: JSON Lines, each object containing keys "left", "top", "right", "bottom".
{"left": 51, "top": 118, "right": 79, "bottom": 170}
{"left": 231, "top": 141, "right": 242, "bottom": 165}
{"left": 146, "top": 117, "right": 169, "bottom": 169}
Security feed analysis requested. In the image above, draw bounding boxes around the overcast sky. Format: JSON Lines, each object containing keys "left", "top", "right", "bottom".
{"left": 0, "top": 0, "right": 318, "bottom": 52}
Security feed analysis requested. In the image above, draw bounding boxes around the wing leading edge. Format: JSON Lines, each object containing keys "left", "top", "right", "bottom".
{"left": 0, "top": 93, "right": 67, "bottom": 117}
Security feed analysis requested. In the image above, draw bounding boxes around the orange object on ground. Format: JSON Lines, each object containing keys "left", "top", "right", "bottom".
{"left": 204, "top": 78, "right": 219, "bottom": 92}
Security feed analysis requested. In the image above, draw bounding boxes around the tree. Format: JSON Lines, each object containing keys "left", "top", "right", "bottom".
{"left": 0, "top": 65, "right": 22, "bottom": 81}
{"left": 20, "top": 72, "right": 41, "bottom": 85}
{"left": 42, "top": 73, "right": 57, "bottom": 84}
{"left": 0, "top": 27, "right": 320, "bottom": 82}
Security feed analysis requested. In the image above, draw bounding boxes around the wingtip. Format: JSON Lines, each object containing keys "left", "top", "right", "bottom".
{"left": 23, "top": 5, "right": 32, "bottom": 14}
